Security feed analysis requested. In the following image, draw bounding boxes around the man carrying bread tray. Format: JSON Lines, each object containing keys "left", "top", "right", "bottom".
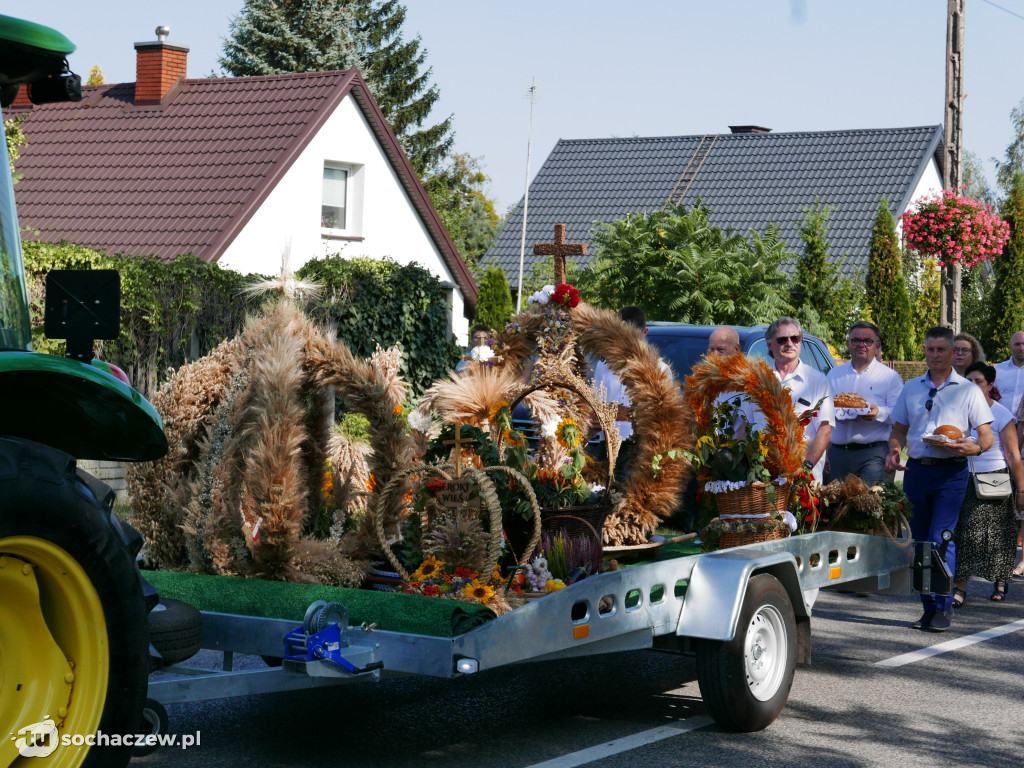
{"left": 827, "top": 321, "right": 904, "bottom": 485}
{"left": 886, "top": 326, "right": 995, "bottom": 632}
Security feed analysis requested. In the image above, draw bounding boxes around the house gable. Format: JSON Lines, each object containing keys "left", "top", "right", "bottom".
{"left": 10, "top": 67, "right": 476, "bottom": 320}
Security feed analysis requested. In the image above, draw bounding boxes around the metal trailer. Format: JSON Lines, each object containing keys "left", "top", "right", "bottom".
{"left": 146, "top": 528, "right": 938, "bottom": 738}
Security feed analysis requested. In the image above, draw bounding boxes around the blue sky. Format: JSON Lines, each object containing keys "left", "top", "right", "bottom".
{"left": 25, "top": 1, "right": 1024, "bottom": 213}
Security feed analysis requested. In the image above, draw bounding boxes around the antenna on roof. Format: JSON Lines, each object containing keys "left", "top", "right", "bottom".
{"left": 515, "top": 77, "right": 539, "bottom": 313}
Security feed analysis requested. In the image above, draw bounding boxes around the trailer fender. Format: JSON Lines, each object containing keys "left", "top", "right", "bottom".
{"left": 676, "top": 549, "right": 809, "bottom": 651}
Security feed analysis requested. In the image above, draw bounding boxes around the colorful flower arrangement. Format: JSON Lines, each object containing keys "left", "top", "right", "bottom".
{"left": 900, "top": 189, "right": 1010, "bottom": 268}
{"left": 400, "top": 555, "right": 501, "bottom": 604}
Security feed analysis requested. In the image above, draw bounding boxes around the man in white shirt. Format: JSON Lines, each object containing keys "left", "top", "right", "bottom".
{"left": 886, "top": 326, "right": 994, "bottom": 632}
{"left": 826, "top": 321, "right": 904, "bottom": 486}
{"left": 741, "top": 317, "right": 835, "bottom": 482}
{"left": 994, "top": 330, "right": 1024, "bottom": 416}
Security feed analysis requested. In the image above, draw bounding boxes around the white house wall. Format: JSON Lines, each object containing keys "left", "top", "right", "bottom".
{"left": 897, "top": 157, "right": 944, "bottom": 235}
{"left": 218, "top": 94, "right": 468, "bottom": 343}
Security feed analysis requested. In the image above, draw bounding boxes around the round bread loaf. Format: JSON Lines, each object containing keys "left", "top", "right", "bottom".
{"left": 934, "top": 424, "right": 963, "bottom": 440}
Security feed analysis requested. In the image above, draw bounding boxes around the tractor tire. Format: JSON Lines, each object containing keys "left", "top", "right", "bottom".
{"left": 148, "top": 598, "right": 202, "bottom": 667}
{"left": 0, "top": 437, "right": 149, "bottom": 768}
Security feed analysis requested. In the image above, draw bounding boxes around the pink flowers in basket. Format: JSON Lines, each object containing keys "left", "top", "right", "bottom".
{"left": 900, "top": 190, "right": 1010, "bottom": 268}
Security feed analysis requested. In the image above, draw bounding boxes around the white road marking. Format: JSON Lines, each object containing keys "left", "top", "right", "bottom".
{"left": 522, "top": 716, "right": 714, "bottom": 768}
{"left": 875, "top": 618, "right": 1024, "bottom": 667}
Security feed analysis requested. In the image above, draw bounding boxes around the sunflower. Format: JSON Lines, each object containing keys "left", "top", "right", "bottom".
{"left": 503, "top": 427, "right": 525, "bottom": 447}
{"left": 488, "top": 399, "right": 511, "bottom": 424}
{"left": 556, "top": 417, "right": 581, "bottom": 449}
{"left": 461, "top": 580, "right": 495, "bottom": 603}
{"left": 412, "top": 555, "right": 445, "bottom": 581}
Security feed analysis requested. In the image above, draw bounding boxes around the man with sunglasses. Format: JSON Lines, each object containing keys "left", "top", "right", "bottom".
{"left": 742, "top": 317, "right": 834, "bottom": 482}
{"left": 826, "top": 321, "right": 904, "bottom": 485}
{"left": 885, "top": 326, "right": 994, "bottom": 632}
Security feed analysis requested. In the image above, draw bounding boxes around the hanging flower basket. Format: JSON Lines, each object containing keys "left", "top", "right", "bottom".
{"left": 900, "top": 189, "right": 1010, "bottom": 268}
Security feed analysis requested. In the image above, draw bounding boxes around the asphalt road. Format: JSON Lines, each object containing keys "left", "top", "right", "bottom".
{"left": 133, "top": 577, "right": 1024, "bottom": 768}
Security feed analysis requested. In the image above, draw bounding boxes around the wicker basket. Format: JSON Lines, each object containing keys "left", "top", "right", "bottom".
{"left": 710, "top": 482, "right": 789, "bottom": 516}
{"left": 719, "top": 524, "right": 789, "bottom": 549}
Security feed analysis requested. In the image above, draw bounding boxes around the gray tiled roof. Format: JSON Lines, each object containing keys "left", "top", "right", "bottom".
{"left": 486, "top": 125, "right": 943, "bottom": 286}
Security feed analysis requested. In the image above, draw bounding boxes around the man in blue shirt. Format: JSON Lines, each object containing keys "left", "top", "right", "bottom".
{"left": 886, "top": 326, "right": 994, "bottom": 631}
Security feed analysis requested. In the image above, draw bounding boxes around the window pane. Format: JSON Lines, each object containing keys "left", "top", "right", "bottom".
{"left": 322, "top": 166, "right": 348, "bottom": 229}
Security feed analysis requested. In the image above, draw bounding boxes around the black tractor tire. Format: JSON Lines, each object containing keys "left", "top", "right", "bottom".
{"left": 148, "top": 597, "right": 203, "bottom": 667}
{"left": 0, "top": 437, "right": 149, "bottom": 768}
{"left": 695, "top": 573, "right": 797, "bottom": 732}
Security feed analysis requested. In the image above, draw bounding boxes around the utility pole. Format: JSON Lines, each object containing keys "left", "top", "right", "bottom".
{"left": 941, "top": 0, "right": 965, "bottom": 330}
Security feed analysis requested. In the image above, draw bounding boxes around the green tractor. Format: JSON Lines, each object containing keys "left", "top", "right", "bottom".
{"left": 1, "top": 15, "right": 168, "bottom": 768}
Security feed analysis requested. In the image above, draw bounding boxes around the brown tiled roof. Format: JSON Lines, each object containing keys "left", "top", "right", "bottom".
{"left": 10, "top": 69, "right": 477, "bottom": 311}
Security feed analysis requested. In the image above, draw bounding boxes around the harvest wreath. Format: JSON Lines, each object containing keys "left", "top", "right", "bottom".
{"left": 680, "top": 351, "right": 819, "bottom": 548}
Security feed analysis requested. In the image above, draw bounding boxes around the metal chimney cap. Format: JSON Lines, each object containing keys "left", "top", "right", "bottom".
{"left": 155, "top": 26, "right": 170, "bottom": 42}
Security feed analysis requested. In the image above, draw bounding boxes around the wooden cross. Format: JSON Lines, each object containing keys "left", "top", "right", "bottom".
{"left": 442, "top": 424, "right": 469, "bottom": 477}
{"left": 533, "top": 223, "right": 587, "bottom": 286}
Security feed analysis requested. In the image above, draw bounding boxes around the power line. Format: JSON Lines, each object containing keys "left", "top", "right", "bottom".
{"left": 979, "top": 0, "right": 1024, "bottom": 22}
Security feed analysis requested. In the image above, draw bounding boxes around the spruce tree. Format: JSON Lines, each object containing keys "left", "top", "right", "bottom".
{"left": 219, "top": 0, "right": 366, "bottom": 77}
{"left": 791, "top": 199, "right": 861, "bottom": 345}
{"left": 988, "top": 172, "right": 1024, "bottom": 361}
{"left": 473, "top": 266, "right": 514, "bottom": 332}
{"left": 865, "top": 198, "right": 914, "bottom": 360}
{"left": 351, "top": 0, "right": 454, "bottom": 175}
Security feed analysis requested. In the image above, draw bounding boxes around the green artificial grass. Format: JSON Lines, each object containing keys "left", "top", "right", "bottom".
{"left": 142, "top": 570, "right": 496, "bottom": 638}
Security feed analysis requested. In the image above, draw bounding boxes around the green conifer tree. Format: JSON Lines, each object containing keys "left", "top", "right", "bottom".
{"left": 219, "top": 0, "right": 366, "bottom": 77}
{"left": 790, "top": 199, "right": 862, "bottom": 345}
{"left": 351, "top": 0, "right": 453, "bottom": 175}
{"left": 988, "top": 173, "right": 1024, "bottom": 361}
{"left": 472, "top": 266, "right": 514, "bottom": 331}
{"left": 865, "top": 198, "right": 914, "bottom": 360}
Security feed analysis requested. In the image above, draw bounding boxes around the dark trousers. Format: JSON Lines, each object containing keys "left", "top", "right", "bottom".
{"left": 904, "top": 460, "right": 969, "bottom": 612}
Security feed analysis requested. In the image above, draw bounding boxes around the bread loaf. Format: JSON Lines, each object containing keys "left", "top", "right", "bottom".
{"left": 834, "top": 392, "right": 868, "bottom": 409}
{"left": 933, "top": 424, "right": 963, "bottom": 440}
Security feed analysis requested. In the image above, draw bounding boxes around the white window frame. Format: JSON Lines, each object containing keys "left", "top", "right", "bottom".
{"left": 320, "top": 161, "right": 364, "bottom": 240}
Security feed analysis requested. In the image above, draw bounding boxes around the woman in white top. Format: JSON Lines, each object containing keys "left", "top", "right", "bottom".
{"left": 952, "top": 362, "right": 1024, "bottom": 604}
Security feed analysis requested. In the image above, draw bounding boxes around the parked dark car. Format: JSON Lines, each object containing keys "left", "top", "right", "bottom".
{"left": 645, "top": 322, "right": 837, "bottom": 381}
{"left": 511, "top": 323, "right": 836, "bottom": 443}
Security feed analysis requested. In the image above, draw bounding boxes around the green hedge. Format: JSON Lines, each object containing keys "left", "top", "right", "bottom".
{"left": 22, "top": 244, "right": 459, "bottom": 399}
{"left": 298, "top": 255, "right": 460, "bottom": 395}
{"left": 22, "top": 241, "right": 262, "bottom": 398}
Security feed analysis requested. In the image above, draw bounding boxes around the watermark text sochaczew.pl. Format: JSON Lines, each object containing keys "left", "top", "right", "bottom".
{"left": 12, "top": 718, "right": 200, "bottom": 757}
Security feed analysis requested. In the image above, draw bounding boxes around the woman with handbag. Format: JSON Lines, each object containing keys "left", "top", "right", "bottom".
{"left": 952, "top": 362, "right": 1024, "bottom": 605}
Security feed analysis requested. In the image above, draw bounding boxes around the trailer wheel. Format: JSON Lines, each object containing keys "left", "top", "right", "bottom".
{"left": 149, "top": 598, "right": 203, "bottom": 666}
{"left": 131, "top": 699, "right": 169, "bottom": 757}
{"left": 0, "top": 438, "right": 149, "bottom": 768}
{"left": 695, "top": 573, "right": 796, "bottom": 732}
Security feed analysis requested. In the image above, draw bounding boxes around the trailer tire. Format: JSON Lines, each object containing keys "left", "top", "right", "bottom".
{"left": 149, "top": 598, "right": 202, "bottom": 666}
{"left": 695, "top": 573, "right": 796, "bottom": 732}
{"left": 0, "top": 437, "right": 149, "bottom": 768}
{"left": 131, "top": 698, "right": 169, "bottom": 757}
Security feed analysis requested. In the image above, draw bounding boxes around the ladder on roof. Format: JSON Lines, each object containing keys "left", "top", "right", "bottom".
{"left": 663, "top": 134, "right": 718, "bottom": 209}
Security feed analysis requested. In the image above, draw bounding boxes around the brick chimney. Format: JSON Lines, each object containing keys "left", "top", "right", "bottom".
{"left": 134, "top": 26, "right": 188, "bottom": 105}
{"left": 10, "top": 85, "right": 33, "bottom": 109}
{"left": 729, "top": 125, "right": 772, "bottom": 134}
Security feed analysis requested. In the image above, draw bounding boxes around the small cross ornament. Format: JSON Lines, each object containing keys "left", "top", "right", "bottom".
{"left": 442, "top": 424, "right": 469, "bottom": 477}
{"left": 533, "top": 223, "right": 586, "bottom": 286}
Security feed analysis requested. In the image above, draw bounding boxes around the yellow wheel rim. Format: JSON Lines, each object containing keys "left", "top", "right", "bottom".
{"left": 0, "top": 537, "right": 109, "bottom": 768}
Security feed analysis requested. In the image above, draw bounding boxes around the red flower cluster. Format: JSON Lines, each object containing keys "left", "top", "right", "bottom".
{"left": 425, "top": 477, "right": 445, "bottom": 492}
{"left": 551, "top": 284, "right": 581, "bottom": 308}
{"left": 901, "top": 190, "right": 1010, "bottom": 268}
